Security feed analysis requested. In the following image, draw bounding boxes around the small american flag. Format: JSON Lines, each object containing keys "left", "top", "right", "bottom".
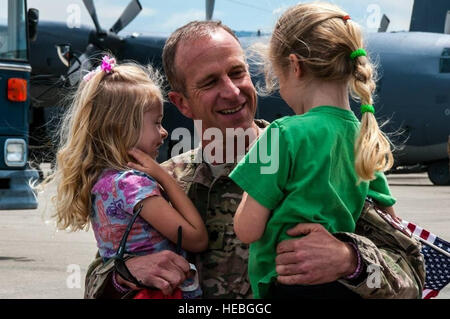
{"left": 401, "top": 220, "right": 450, "bottom": 299}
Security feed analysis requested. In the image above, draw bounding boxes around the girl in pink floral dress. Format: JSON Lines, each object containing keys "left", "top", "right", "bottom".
{"left": 50, "top": 56, "right": 207, "bottom": 298}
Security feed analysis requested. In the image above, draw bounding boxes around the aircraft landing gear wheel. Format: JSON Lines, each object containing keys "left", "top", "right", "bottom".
{"left": 427, "top": 160, "right": 450, "bottom": 185}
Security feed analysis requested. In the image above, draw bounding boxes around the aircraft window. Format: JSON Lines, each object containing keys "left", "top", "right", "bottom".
{"left": 440, "top": 48, "right": 450, "bottom": 73}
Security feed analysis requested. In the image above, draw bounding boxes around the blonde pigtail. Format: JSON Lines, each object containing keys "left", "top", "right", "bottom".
{"left": 352, "top": 57, "right": 394, "bottom": 181}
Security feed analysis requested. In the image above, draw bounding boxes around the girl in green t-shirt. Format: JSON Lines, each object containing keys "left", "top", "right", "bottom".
{"left": 229, "top": 2, "right": 398, "bottom": 299}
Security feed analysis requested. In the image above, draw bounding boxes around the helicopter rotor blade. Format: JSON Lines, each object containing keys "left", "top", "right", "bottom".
{"left": 206, "top": 0, "right": 215, "bottom": 20}
{"left": 109, "top": 0, "right": 142, "bottom": 34}
{"left": 82, "top": 0, "right": 104, "bottom": 34}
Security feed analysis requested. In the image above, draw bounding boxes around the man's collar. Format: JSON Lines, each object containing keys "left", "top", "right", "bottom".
{"left": 254, "top": 119, "right": 270, "bottom": 130}
{"left": 188, "top": 119, "right": 270, "bottom": 186}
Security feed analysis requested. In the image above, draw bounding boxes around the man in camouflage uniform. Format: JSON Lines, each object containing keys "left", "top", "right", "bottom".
{"left": 84, "top": 21, "right": 425, "bottom": 299}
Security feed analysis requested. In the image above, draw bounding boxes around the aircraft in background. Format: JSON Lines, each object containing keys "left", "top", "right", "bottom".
{"left": 27, "top": 0, "right": 450, "bottom": 185}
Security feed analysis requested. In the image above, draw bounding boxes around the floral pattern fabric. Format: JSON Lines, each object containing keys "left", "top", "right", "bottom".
{"left": 91, "top": 169, "right": 202, "bottom": 298}
{"left": 91, "top": 169, "right": 176, "bottom": 259}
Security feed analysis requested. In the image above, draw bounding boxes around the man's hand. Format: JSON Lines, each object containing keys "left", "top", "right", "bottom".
{"left": 122, "top": 251, "right": 191, "bottom": 295}
{"left": 275, "top": 223, "right": 358, "bottom": 285}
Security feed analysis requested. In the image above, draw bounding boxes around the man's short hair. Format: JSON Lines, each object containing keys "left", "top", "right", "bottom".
{"left": 162, "top": 20, "right": 240, "bottom": 95}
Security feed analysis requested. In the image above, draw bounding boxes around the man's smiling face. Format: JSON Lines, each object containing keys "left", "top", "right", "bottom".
{"left": 171, "top": 28, "right": 257, "bottom": 136}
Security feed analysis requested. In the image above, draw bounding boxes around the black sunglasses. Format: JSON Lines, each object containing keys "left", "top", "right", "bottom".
{"left": 113, "top": 204, "right": 183, "bottom": 289}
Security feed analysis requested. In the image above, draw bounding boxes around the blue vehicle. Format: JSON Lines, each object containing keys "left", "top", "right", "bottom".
{"left": 0, "top": 0, "right": 39, "bottom": 209}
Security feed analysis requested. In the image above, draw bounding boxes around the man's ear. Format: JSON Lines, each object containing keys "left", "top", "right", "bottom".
{"left": 168, "top": 91, "right": 193, "bottom": 119}
{"left": 288, "top": 54, "right": 302, "bottom": 79}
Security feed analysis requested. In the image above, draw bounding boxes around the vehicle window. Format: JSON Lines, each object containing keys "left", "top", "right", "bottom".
{"left": 0, "top": 0, "right": 27, "bottom": 61}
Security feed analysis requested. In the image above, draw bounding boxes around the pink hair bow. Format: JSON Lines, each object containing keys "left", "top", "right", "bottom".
{"left": 101, "top": 56, "right": 116, "bottom": 73}
{"left": 83, "top": 55, "right": 117, "bottom": 82}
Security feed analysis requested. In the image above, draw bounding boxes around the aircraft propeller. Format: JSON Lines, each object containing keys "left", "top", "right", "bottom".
{"left": 82, "top": 0, "right": 104, "bottom": 35}
{"left": 378, "top": 14, "right": 390, "bottom": 32}
{"left": 66, "top": 0, "right": 143, "bottom": 84}
{"left": 110, "top": 0, "right": 143, "bottom": 34}
{"left": 206, "top": 0, "right": 215, "bottom": 20}
{"left": 82, "top": 0, "right": 142, "bottom": 35}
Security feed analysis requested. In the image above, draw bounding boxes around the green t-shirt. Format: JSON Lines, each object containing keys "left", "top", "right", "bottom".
{"left": 229, "top": 106, "right": 396, "bottom": 298}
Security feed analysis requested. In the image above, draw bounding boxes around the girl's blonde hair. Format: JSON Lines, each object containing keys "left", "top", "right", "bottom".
{"left": 267, "top": 2, "right": 393, "bottom": 181}
{"left": 52, "top": 59, "right": 164, "bottom": 231}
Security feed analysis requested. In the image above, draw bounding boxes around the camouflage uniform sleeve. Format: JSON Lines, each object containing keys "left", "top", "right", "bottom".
{"left": 335, "top": 203, "right": 426, "bottom": 299}
{"left": 84, "top": 253, "right": 136, "bottom": 299}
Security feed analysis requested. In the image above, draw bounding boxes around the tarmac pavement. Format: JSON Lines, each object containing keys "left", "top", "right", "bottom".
{"left": 0, "top": 173, "right": 448, "bottom": 299}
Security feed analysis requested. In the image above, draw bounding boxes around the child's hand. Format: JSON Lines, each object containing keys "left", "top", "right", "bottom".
{"left": 377, "top": 205, "right": 400, "bottom": 222}
{"left": 128, "top": 148, "right": 164, "bottom": 179}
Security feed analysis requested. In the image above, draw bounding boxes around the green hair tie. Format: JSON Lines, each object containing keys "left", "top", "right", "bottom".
{"left": 361, "top": 104, "right": 375, "bottom": 114}
{"left": 350, "top": 48, "right": 367, "bottom": 60}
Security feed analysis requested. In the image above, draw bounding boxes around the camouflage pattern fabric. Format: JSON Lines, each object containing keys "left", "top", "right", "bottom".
{"left": 84, "top": 253, "right": 137, "bottom": 299}
{"left": 84, "top": 252, "right": 108, "bottom": 299}
{"left": 163, "top": 148, "right": 251, "bottom": 298}
{"left": 337, "top": 201, "right": 425, "bottom": 298}
{"left": 159, "top": 119, "right": 271, "bottom": 298}
{"left": 84, "top": 119, "right": 425, "bottom": 299}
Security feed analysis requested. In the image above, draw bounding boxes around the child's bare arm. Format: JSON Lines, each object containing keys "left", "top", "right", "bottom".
{"left": 128, "top": 148, "right": 208, "bottom": 252}
{"left": 139, "top": 196, "right": 207, "bottom": 252}
{"left": 234, "top": 192, "right": 271, "bottom": 244}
